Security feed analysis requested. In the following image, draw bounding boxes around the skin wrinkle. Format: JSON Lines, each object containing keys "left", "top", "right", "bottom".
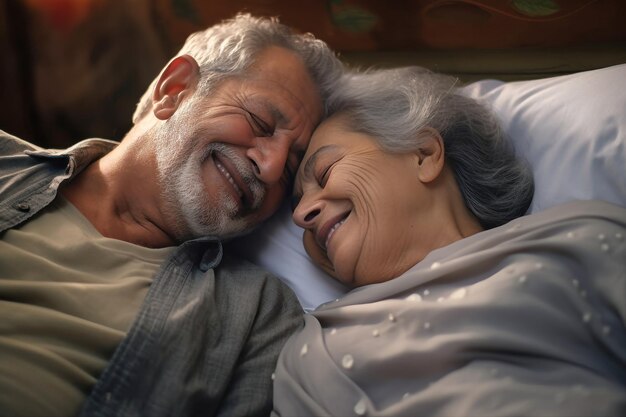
{"left": 151, "top": 48, "right": 320, "bottom": 241}
{"left": 243, "top": 55, "right": 316, "bottom": 126}
{"left": 345, "top": 155, "right": 420, "bottom": 283}
{"left": 242, "top": 90, "right": 294, "bottom": 134}
{"left": 293, "top": 113, "right": 483, "bottom": 287}
{"left": 302, "top": 145, "right": 338, "bottom": 185}
{"left": 159, "top": 123, "right": 258, "bottom": 237}
{"left": 217, "top": 143, "right": 265, "bottom": 209}
{"left": 54, "top": 49, "right": 310, "bottom": 246}
{"left": 340, "top": 156, "right": 377, "bottom": 283}
{"left": 303, "top": 143, "right": 409, "bottom": 283}
{"left": 231, "top": 81, "right": 312, "bottom": 189}
{"left": 246, "top": 73, "right": 320, "bottom": 149}
{"left": 292, "top": 66, "right": 534, "bottom": 288}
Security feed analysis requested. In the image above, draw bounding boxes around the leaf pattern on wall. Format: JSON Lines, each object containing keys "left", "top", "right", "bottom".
{"left": 172, "top": 0, "right": 201, "bottom": 25}
{"left": 329, "top": 0, "right": 378, "bottom": 33}
{"left": 511, "top": 0, "right": 560, "bottom": 17}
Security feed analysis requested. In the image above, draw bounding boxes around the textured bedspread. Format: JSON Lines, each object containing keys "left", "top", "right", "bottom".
{"left": 272, "top": 200, "right": 626, "bottom": 417}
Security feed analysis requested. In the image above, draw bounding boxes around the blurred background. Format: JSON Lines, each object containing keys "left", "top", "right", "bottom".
{"left": 1, "top": 0, "right": 625, "bottom": 148}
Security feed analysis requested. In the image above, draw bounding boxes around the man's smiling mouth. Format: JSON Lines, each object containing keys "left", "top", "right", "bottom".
{"left": 212, "top": 151, "right": 254, "bottom": 210}
{"left": 215, "top": 158, "right": 243, "bottom": 198}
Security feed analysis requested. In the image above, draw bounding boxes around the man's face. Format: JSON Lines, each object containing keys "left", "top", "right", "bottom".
{"left": 155, "top": 46, "right": 323, "bottom": 240}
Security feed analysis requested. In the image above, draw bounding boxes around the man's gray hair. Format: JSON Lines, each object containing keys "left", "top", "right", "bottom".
{"left": 329, "top": 67, "right": 534, "bottom": 229}
{"left": 132, "top": 13, "right": 343, "bottom": 123}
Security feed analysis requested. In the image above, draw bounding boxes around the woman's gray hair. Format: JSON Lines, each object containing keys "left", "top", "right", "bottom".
{"left": 132, "top": 13, "right": 343, "bottom": 123}
{"left": 329, "top": 67, "right": 534, "bottom": 229}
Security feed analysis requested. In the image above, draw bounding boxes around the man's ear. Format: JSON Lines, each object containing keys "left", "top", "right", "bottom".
{"left": 415, "top": 127, "right": 445, "bottom": 184}
{"left": 152, "top": 55, "right": 200, "bottom": 120}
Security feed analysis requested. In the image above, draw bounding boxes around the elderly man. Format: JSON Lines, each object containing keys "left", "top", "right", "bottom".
{"left": 0, "top": 14, "right": 343, "bottom": 417}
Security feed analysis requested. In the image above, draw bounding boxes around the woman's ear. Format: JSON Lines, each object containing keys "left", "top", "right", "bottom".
{"left": 152, "top": 54, "right": 200, "bottom": 120}
{"left": 415, "top": 127, "right": 445, "bottom": 184}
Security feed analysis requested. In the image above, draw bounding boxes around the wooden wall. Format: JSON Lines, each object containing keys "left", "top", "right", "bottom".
{"left": 1, "top": 0, "right": 625, "bottom": 147}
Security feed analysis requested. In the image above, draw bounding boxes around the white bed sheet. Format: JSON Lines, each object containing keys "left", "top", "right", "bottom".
{"left": 233, "top": 64, "right": 626, "bottom": 312}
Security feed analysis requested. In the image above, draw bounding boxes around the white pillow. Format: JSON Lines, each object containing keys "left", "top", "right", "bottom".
{"left": 233, "top": 64, "right": 626, "bottom": 311}
{"left": 462, "top": 64, "right": 626, "bottom": 213}
{"left": 232, "top": 201, "right": 349, "bottom": 312}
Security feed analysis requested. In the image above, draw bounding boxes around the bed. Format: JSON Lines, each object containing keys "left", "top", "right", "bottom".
{"left": 233, "top": 63, "right": 626, "bottom": 312}
{"left": 230, "top": 63, "right": 626, "bottom": 415}
{"left": 2, "top": 1, "right": 625, "bottom": 414}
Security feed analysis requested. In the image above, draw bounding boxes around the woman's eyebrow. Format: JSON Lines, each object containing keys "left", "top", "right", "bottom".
{"left": 302, "top": 145, "right": 339, "bottom": 180}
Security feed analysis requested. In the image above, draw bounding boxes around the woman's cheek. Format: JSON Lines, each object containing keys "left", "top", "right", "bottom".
{"left": 303, "top": 230, "right": 337, "bottom": 279}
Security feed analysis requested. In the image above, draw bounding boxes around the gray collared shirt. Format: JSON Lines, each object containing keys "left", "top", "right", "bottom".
{"left": 0, "top": 130, "right": 303, "bottom": 417}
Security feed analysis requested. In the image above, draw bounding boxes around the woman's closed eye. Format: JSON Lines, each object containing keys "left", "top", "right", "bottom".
{"left": 317, "top": 163, "right": 333, "bottom": 187}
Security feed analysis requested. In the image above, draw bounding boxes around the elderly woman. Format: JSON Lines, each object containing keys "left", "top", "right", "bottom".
{"left": 272, "top": 68, "right": 626, "bottom": 416}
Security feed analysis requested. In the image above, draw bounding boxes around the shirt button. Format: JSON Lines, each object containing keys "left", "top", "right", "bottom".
{"left": 15, "top": 202, "right": 30, "bottom": 212}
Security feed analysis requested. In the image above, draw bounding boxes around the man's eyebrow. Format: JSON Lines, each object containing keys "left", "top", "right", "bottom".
{"left": 302, "top": 145, "right": 339, "bottom": 180}
{"left": 269, "top": 106, "right": 287, "bottom": 125}
{"left": 254, "top": 98, "right": 287, "bottom": 125}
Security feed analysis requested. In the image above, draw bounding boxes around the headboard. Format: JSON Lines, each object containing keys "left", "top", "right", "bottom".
{"left": 1, "top": 0, "right": 624, "bottom": 146}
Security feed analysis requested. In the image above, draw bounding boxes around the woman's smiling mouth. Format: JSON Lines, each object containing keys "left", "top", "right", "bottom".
{"left": 325, "top": 218, "right": 346, "bottom": 249}
{"left": 318, "top": 211, "right": 350, "bottom": 250}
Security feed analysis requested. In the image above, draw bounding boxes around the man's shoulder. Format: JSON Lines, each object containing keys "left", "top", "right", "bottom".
{"left": 215, "top": 251, "right": 302, "bottom": 310}
{"left": 217, "top": 251, "right": 275, "bottom": 276}
{"left": 0, "top": 130, "right": 41, "bottom": 155}
{"left": 217, "top": 252, "right": 293, "bottom": 289}
{"left": 0, "top": 129, "right": 119, "bottom": 158}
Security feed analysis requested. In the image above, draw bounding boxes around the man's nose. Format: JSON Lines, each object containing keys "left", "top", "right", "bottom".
{"left": 246, "top": 137, "right": 290, "bottom": 184}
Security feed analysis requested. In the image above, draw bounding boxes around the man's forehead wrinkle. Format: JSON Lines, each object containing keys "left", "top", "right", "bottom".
{"left": 273, "top": 90, "right": 317, "bottom": 131}
{"left": 243, "top": 73, "right": 321, "bottom": 127}
{"left": 266, "top": 102, "right": 288, "bottom": 126}
{"left": 243, "top": 89, "right": 295, "bottom": 128}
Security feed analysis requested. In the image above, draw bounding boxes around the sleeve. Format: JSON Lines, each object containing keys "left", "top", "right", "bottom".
{"left": 216, "top": 273, "right": 304, "bottom": 417}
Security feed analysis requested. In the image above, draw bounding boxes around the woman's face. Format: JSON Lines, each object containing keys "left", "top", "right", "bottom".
{"left": 292, "top": 115, "right": 431, "bottom": 287}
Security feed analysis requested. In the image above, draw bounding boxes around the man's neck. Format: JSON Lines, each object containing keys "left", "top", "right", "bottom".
{"left": 61, "top": 139, "right": 177, "bottom": 248}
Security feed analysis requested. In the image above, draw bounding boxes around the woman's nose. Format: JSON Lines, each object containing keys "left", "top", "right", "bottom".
{"left": 247, "top": 137, "right": 290, "bottom": 184}
{"left": 292, "top": 196, "right": 322, "bottom": 228}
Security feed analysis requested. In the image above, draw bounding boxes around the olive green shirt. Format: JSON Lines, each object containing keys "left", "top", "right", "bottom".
{"left": 0, "top": 196, "right": 174, "bottom": 416}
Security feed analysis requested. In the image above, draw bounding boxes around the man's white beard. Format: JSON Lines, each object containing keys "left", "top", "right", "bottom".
{"left": 152, "top": 105, "right": 264, "bottom": 240}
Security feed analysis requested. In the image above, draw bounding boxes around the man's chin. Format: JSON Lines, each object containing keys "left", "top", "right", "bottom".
{"left": 185, "top": 212, "right": 259, "bottom": 241}
{"left": 217, "top": 214, "right": 264, "bottom": 241}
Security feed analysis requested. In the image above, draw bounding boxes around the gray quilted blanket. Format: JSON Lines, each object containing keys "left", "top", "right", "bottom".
{"left": 273, "top": 200, "right": 626, "bottom": 417}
